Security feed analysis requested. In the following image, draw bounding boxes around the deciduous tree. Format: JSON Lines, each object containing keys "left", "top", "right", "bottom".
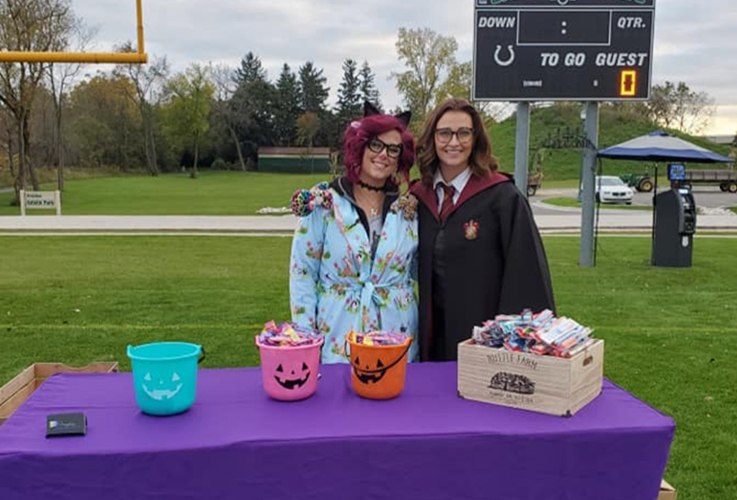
{"left": 114, "top": 42, "right": 169, "bottom": 177}
{"left": 392, "top": 27, "right": 458, "bottom": 126}
{"left": 647, "top": 81, "right": 715, "bottom": 134}
{"left": 46, "top": 17, "right": 94, "bottom": 189}
{"left": 297, "top": 112, "right": 320, "bottom": 174}
{"left": 0, "top": 0, "right": 75, "bottom": 203}
{"left": 67, "top": 74, "right": 142, "bottom": 169}
{"left": 164, "top": 64, "right": 214, "bottom": 179}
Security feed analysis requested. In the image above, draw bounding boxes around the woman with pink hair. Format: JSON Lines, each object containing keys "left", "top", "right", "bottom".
{"left": 289, "top": 102, "right": 419, "bottom": 363}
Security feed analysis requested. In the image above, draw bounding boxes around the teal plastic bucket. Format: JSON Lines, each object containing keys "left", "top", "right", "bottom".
{"left": 127, "top": 342, "right": 204, "bottom": 416}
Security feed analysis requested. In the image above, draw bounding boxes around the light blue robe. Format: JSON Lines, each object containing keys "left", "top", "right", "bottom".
{"left": 290, "top": 183, "right": 419, "bottom": 364}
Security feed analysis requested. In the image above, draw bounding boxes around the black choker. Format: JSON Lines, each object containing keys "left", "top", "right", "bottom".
{"left": 357, "top": 181, "right": 387, "bottom": 192}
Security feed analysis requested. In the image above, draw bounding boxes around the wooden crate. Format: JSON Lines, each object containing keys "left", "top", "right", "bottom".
{"left": 458, "top": 339, "right": 604, "bottom": 417}
{"left": 658, "top": 480, "right": 677, "bottom": 500}
{"left": 0, "top": 362, "right": 118, "bottom": 425}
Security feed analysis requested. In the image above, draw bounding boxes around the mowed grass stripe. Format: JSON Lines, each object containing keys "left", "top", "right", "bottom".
{"left": 0, "top": 171, "right": 331, "bottom": 216}
{"left": 2, "top": 324, "right": 733, "bottom": 334}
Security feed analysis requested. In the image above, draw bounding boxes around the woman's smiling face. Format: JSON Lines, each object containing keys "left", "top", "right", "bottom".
{"left": 434, "top": 110, "right": 474, "bottom": 172}
{"left": 360, "top": 130, "right": 402, "bottom": 185}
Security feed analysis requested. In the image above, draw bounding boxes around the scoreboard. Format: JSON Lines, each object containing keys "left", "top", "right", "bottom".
{"left": 473, "top": 0, "right": 656, "bottom": 101}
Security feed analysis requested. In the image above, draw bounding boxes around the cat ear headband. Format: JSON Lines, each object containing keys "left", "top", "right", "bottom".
{"left": 363, "top": 100, "right": 411, "bottom": 127}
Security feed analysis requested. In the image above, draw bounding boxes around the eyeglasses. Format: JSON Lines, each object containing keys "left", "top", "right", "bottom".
{"left": 435, "top": 127, "right": 474, "bottom": 145}
{"left": 367, "top": 138, "right": 403, "bottom": 159}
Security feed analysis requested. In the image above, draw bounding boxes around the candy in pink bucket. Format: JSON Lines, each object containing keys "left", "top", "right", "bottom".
{"left": 255, "top": 322, "right": 323, "bottom": 401}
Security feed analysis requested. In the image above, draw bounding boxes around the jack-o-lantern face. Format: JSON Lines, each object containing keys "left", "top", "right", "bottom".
{"left": 274, "top": 362, "right": 311, "bottom": 390}
{"left": 142, "top": 372, "right": 183, "bottom": 401}
{"left": 352, "top": 356, "right": 388, "bottom": 384}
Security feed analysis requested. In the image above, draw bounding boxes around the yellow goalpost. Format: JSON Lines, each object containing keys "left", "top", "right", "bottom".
{"left": 0, "top": 0, "right": 147, "bottom": 64}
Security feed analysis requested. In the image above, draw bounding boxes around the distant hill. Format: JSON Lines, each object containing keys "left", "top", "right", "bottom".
{"left": 489, "top": 103, "right": 734, "bottom": 181}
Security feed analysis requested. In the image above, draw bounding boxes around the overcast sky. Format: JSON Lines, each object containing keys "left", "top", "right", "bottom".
{"left": 75, "top": 0, "right": 736, "bottom": 136}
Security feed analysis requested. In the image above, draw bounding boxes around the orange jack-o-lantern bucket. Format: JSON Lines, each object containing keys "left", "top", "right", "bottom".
{"left": 346, "top": 334, "right": 412, "bottom": 400}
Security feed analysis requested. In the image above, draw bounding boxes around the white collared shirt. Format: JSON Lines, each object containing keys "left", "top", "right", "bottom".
{"left": 433, "top": 168, "right": 472, "bottom": 211}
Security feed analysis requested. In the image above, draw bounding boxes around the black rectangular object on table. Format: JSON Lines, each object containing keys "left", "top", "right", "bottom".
{"left": 46, "top": 412, "right": 87, "bottom": 437}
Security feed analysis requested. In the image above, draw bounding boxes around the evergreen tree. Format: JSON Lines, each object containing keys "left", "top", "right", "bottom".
{"left": 359, "top": 61, "right": 381, "bottom": 110}
{"left": 298, "top": 62, "right": 330, "bottom": 114}
{"left": 231, "top": 52, "right": 277, "bottom": 164}
{"left": 336, "top": 59, "right": 362, "bottom": 119}
{"left": 274, "top": 64, "right": 301, "bottom": 146}
{"left": 234, "top": 52, "right": 267, "bottom": 87}
{"left": 332, "top": 59, "right": 362, "bottom": 151}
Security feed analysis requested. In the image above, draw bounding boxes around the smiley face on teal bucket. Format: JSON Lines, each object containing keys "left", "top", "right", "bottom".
{"left": 142, "top": 372, "right": 183, "bottom": 401}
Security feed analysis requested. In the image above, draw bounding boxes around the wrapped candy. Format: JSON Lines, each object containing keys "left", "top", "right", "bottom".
{"left": 471, "top": 309, "right": 593, "bottom": 358}
{"left": 256, "top": 321, "right": 322, "bottom": 347}
{"left": 347, "top": 331, "right": 409, "bottom": 346}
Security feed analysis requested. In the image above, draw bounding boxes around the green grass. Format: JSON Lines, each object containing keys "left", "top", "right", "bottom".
{"left": 549, "top": 237, "right": 737, "bottom": 500}
{"left": 0, "top": 171, "right": 331, "bottom": 216}
{"left": 0, "top": 165, "right": 127, "bottom": 189}
{"left": 0, "top": 235, "right": 735, "bottom": 497}
{"left": 543, "top": 197, "right": 652, "bottom": 210}
{"left": 731, "top": 207, "right": 737, "bottom": 215}
{"left": 0, "top": 172, "right": 589, "bottom": 216}
{"left": 0, "top": 237, "right": 295, "bottom": 375}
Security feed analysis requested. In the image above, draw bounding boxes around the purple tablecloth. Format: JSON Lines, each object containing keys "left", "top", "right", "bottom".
{"left": 0, "top": 363, "right": 674, "bottom": 500}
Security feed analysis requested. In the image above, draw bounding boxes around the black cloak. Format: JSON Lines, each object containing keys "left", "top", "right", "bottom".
{"left": 410, "top": 171, "right": 556, "bottom": 361}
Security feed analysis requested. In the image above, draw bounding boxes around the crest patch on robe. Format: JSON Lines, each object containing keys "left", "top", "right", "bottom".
{"left": 463, "top": 219, "right": 479, "bottom": 240}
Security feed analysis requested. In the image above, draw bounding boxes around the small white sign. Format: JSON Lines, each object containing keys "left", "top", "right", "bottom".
{"left": 20, "top": 190, "right": 61, "bottom": 216}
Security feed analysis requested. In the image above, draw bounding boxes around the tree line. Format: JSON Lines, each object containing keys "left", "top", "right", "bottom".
{"left": 1, "top": 43, "right": 387, "bottom": 189}
{"left": 0, "top": 1, "right": 725, "bottom": 205}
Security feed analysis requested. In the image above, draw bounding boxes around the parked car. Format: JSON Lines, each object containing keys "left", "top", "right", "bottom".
{"left": 595, "top": 176, "right": 634, "bottom": 204}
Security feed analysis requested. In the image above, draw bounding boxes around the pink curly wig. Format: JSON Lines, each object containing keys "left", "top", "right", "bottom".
{"left": 342, "top": 114, "right": 415, "bottom": 184}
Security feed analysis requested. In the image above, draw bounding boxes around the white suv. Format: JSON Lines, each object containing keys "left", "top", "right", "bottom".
{"left": 595, "top": 176, "right": 634, "bottom": 204}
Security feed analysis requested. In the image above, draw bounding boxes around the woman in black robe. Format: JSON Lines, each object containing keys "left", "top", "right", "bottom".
{"left": 410, "top": 98, "right": 555, "bottom": 361}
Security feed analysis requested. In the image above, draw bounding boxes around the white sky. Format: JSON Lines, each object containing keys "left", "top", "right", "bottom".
{"left": 74, "top": 0, "right": 737, "bottom": 136}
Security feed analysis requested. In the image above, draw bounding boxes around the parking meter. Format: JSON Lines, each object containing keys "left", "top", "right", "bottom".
{"left": 652, "top": 188, "right": 696, "bottom": 267}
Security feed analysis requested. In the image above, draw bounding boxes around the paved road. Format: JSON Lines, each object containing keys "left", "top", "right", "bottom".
{"left": 534, "top": 186, "right": 737, "bottom": 210}
{"left": 1, "top": 212, "right": 735, "bottom": 234}
{"left": 531, "top": 187, "right": 737, "bottom": 218}
{"left": 1, "top": 188, "right": 735, "bottom": 234}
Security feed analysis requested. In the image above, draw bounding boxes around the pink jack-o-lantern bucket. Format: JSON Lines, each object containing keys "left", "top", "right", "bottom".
{"left": 256, "top": 337, "right": 323, "bottom": 401}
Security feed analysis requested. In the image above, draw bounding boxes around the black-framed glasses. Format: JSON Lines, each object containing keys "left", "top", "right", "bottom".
{"left": 435, "top": 127, "right": 474, "bottom": 145}
{"left": 367, "top": 138, "right": 403, "bottom": 159}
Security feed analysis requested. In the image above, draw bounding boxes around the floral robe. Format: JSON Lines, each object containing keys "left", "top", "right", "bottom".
{"left": 290, "top": 182, "right": 419, "bottom": 363}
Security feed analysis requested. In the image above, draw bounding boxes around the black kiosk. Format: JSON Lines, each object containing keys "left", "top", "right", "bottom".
{"left": 652, "top": 164, "right": 696, "bottom": 267}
